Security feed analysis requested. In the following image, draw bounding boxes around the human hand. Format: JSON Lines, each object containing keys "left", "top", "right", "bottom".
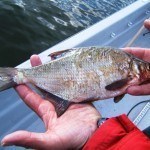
{"left": 124, "top": 47, "right": 150, "bottom": 96}
{"left": 144, "top": 19, "right": 150, "bottom": 30}
{"left": 1, "top": 55, "right": 100, "bottom": 150}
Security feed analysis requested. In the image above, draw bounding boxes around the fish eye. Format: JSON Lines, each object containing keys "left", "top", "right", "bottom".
{"left": 128, "top": 75, "right": 133, "bottom": 80}
{"left": 147, "top": 64, "right": 150, "bottom": 70}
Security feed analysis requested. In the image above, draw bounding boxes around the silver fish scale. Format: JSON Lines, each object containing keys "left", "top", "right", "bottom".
{"left": 18, "top": 47, "right": 134, "bottom": 102}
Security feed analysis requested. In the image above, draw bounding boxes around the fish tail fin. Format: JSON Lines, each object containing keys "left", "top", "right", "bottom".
{"left": 0, "top": 67, "right": 17, "bottom": 91}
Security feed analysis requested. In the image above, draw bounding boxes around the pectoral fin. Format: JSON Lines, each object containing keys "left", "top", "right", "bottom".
{"left": 114, "top": 94, "right": 125, "bottom": 103}
{"left": 105, "top": 78, "right": 129, "bottom": 91}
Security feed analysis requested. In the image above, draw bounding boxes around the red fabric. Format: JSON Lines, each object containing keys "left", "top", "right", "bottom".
{"left": 83, "top": 114, "right": 150, "bottom": 150}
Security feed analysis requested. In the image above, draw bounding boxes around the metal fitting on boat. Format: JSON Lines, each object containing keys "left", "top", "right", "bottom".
{"left": 110, "top": 32, "right": 116, "bottom": 38}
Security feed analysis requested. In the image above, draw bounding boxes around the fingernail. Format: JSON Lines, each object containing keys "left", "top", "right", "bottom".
{"left": 145, "top": 19, "right": 150, "bottom": 23}
{"left": 1, "top": 142, "right": 12, "bottom": 146}
{"left": 1, "top": 142, "right": 5, "bottom": 146}
{"left": 1, "top": 142, "right": 7, "bottom": 146}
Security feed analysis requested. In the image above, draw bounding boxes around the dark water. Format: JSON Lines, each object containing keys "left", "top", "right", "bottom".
{"left": 0, "top": 0, "right": 137, "bottom": 67}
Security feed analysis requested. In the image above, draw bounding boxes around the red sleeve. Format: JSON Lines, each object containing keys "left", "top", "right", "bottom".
{"left": 83, "top": 114, "right": 150, "bottom": 150}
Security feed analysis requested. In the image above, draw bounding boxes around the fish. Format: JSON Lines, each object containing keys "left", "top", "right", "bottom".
{"left": 0, "top": 46, "right": 150, "bottom": 116}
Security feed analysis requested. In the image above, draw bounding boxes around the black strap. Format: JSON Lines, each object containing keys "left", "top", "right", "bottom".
{"left": 143, "top": 126, "right": 150, "bottom": 138}
{"left": 97, "top": 118, "right": 108, "bottom": 127}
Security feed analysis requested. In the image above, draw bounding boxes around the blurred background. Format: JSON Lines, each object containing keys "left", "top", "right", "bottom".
{"left": 0, "top": 0, "right": 137, "bottom": 67}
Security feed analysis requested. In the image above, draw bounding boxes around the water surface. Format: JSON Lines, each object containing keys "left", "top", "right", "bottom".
{"left": 0, "top": 0, "right": 137, "bottom": 66}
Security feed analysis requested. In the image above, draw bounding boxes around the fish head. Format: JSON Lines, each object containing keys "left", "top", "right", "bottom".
{"left": 131, "top": 57, "right": 150, "bottom": 84}
{"left": 137, "top": 61, "right": 150, "bottom": 82}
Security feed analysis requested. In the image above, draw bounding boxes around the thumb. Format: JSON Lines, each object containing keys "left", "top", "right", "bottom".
{"left": 1, "top": 130, "right": 45, "bottom": 149}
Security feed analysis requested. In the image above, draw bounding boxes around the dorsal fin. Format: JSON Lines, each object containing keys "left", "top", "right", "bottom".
{"left": 48, "top": 49, "right": 72, "bottom": 60}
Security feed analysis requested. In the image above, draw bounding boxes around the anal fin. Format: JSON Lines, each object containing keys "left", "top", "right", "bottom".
{"left": 45, "top": 92, "right": 72, "bottom": 117}
{"left": 28, "top": 84, "right": 71, "bottom": 117}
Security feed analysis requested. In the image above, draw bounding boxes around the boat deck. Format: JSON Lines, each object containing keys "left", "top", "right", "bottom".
{"left": 0, "top": 0, "right": 150, "bottom": 149}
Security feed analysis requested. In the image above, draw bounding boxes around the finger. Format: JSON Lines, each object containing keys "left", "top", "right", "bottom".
{"left": 127, "top": 83, "right": 150, "bottom": 95}
{"left": 1, "top": 131, "right": 46, "bottom": 149}
{"left": 15, "top": 85, "right": 56, "bottom": 127}
{"left": 144, "top": 19, "right": 150, "bottom": 30}
{"left": 123, "top": 47, "right": 150, "bottom": 62}
{"left": 30, "top": 54, "right": 42, "bottom": 67}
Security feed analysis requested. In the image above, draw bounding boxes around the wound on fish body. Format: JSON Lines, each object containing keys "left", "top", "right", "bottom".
{"left": 0, "top": 46, "right": 150, "bottom": 116}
